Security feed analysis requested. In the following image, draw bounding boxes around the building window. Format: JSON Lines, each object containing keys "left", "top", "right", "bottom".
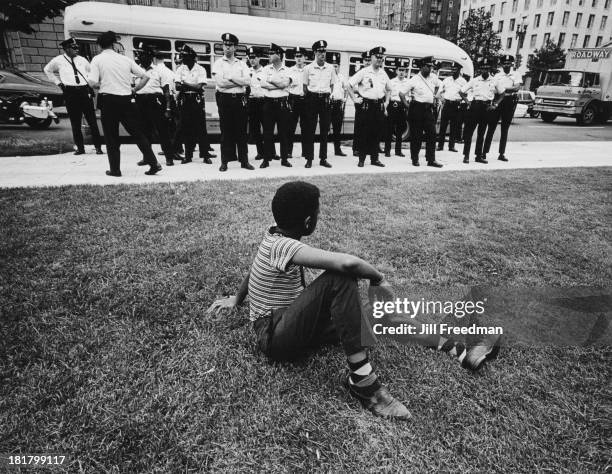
{"left": 566, "top": 0, "right": 570, "bottom": 4}
{"left": 360, "top": 0, "right": 375, "bottom": 2}
{"left": 530, "top": 33, "right": 538, "bottom": 47}
{"left": 592, "top": 0, "right": 597, "bottom": 5}
{"left": 507, "top": 37, "right": 513, "bottom": 48}
{"left": 534, "top": 13, "right": 541, "bottom": 26}
{"left": 575, "top": 12, "right": 582, "bottom": 26}
{"left": 543, "top": 32, "right": 551, "bottom": 43}
{"left": 490, "top": 4, "right": 496, "bottom": 15}
{"left": 595, "top": 35, "right": 603, "bottom": 45}
{"left": 510, "top": 18, "right": 516, "bottom": 30}
{"left": 547, "top": 11, "right": 554, "bottom": 25}
{"left": 186, "top": 0, "right": 211, "bottom": 9}
{"left": 303, "top": 0, "right": 333, "bottom": 12}
{"left": 363, "top": 19, "right": 371, "bottom": 25}
{"left": 250, "top": 0, "right": 264, "bottom": 5}
{"left": 512, "top": 0, "right": 518, "bottom": 11}
{"left": 562, "top": 11, "right": 569, "bottom": 25}
{"left": 550, "top": 0, "right": 557, "bottom": 5}
{"left": 501, "top": 1, "right": 506, "bottom": 12}
{"left": 498, "top": 20, "right": 504, "bottom": 31}
{"left": 525, "top": 0, "right": 531, "bottom": 8}
{"left": 606, "top": 0, "right": 611, "bottom": 8}
{"left": 601, "top": 16, "right": 608, "bottom": 29}
{"left": 449, "top": 0, "right": 454, "bottom": 6}
{"left": 303, "top": 0, "right": 316, "bottom": 11}
{"left": 558, "top": 32, "right": 566, "bottom": 46}
{"left": 447, "top": 25, "right": 451, "bottom": 33}
{"left": 570, "top": 33, "right": 578, "bottom": 46}
{"left": 537, "top": 0, "right": 543, "bottom": 6}
{"left": 462, "top": 10, "right": 467, "bottom": 20}
{"left": 587, "top": 14, "right": 595, "bottom": 27}
{"left": 583, "top": 34, "right": 590, "bottom": 46}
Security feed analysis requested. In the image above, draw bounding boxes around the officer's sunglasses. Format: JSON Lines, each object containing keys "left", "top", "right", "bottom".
{"left": 374, "top": 54, "right": 385, "bottom": 59}
{"left": 248, "top": 55, "right": 256, "bottom": 59}
{"left": 295, "top": 54, "right": 303, "bottom": 58}
{"left": 316, "top": 49, "right": 326, "bottom": 53}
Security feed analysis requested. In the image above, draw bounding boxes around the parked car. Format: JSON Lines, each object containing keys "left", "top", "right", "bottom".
{"left": 516, "top": 90, "right": 538, "bottom": 118}
{"left": 0, "top": 68, "right": 62, "bottom": 129}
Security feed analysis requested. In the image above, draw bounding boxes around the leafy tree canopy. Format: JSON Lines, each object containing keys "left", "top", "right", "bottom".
{"left": 0, "top": 0, "right": 77, "bottom": 34}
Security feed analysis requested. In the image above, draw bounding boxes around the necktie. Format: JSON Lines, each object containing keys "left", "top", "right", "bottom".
{"left": 69, "top": 57, "right": 80, "bottom": 84}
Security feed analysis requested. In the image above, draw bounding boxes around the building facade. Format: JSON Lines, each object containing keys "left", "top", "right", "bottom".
{"left": 459, "top": 0, "right": 612, "bottom": 72}
{"left": 1, "top": 0, "right": 378, "bottom": 74}
{"left": 376, "top": 0, "right": 461, "bottom": 40}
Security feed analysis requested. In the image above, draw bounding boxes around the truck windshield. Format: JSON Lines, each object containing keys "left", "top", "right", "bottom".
{"left": 544, "top": 71, "right": 583, "bottom": 87}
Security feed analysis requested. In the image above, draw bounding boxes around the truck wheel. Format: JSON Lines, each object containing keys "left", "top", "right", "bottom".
{"left": 541, "top": 113, "right": 556, "bottom": 123}
{"left": 577, "top": 105, "right": 596, "bottom": 125}
{"left": 25, "top": 117, "right": 53, "bottom": 129}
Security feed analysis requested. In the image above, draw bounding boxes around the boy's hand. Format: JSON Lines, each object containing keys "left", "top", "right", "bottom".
{"left": 368, "top": 280, "right": 395, "bottom": 303}
{"left": 207, "top": 295, "right": 238, "bottom": 317}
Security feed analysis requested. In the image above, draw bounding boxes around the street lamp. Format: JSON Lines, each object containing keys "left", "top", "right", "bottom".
{"left": 515, "top": 18, "right": 528, "bottom": 67}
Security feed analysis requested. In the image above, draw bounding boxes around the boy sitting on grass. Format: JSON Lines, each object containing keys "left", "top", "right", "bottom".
{"left": 208, "top": 181, "right": 501, "bottom": 420}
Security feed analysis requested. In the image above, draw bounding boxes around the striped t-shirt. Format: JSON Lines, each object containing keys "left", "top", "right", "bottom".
{"left": 248, "top": 228, "right": 306, "bottom": 321}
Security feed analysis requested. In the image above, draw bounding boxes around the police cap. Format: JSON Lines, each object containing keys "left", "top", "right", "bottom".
{"left": 179, "top": 44, "right": 197, "bottom": 58}
{"left": 221, "top": 33, "right": 239, "bottom": 45}
{"left": 269, "top": 43, "right": 284, "bottom": 55}
{"left": 415, "top": 56, "right": 434, "bottom": 68}
{"left": 361, "top": 51, "right": 370, "bottom": 60}
{"left": 330, "top": 53, "right": 340, "bottom": 64}
{"left": 369, "top": 46, "right": 386, "bottom": 57}
{"left": 60, "top": 37, "right": 78, "bottom": 49}
{"left": 312, "top": 40, "right": 328, "bottom": 51}
{"left": 500, "top": 54, "right": 515, "bottom": 65}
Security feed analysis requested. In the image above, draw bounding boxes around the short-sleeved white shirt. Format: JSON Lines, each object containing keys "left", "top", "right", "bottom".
{"left": 462, "top": 75, "right": 498, "bottom": 101}
{"left": 388, "top": 76, "right": 410, "bottom": 101}
{"left": 348, "top": 65, "right": 390, "bottom": 100}
{"left": 174, "top": 63, "right": 207, "bottom": 87}
{"left": 406, "top": 73, "right": 440, "bottom": 104}
{"left": 288, "top": 65, "right": 306, "bottom": 96}
{"left": 249, "top": 66, "right": 266, "bottom": 98}
{"left": 302, "top": 61, "right": 336, "bottom": 94}
{"left": 439, "top": 76, "right": 467, "bottom": 101}
{"left": 261, "top": 63, "right": 291, "bottom": 98}
{"left": 212, "top": 55, "right": 250, "bottom": 93}
{"left": 89, "top": 49, "right": 148, "bottom": 96}
{"left": 137, "top": 63, "right": 174, "bottom": 95}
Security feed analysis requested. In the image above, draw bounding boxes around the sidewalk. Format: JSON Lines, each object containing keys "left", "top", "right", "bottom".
{"left": 0, "top": 141, "right": 610, "bottom": 188}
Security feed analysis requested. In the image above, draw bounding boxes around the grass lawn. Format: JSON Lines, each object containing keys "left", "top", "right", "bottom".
{"left": 1, "top": 169, "right": 610, "bottom": 472}
{"left": 0, "top": 134, "right": 75, "bottom": 157}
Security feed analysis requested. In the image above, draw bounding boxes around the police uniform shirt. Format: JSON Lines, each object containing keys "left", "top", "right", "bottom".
{"left": 212, "top": 56, "right": 250, "bottom": 93}
{"left": 493, "top": 71, "right": 522, "bottom": 95}
{"left": 137, "top": 63, "right": 174, "bottom": 95}
{"left": 261, "top": 64, "right": 290, "bottom": 98}
{"left": 288, "top": 65, "right": 305, "bottom": 96}
{"left": 461, "top": 76, "right": 497, "bottom": 101}
{"left": 348, "top": 65, "right": 390, "bottom": 100}
{"left": 331, "top": 72, "right": 346, "bottom": 101}
{"left": 388, "top": 76, "right": 410, "bottom": 101}
{"left": 89, "top": 49, "right": 148, "bottom": 95}
{"left": 249, "top": 66, "right": 266, "bottom": 98}
{"left": 302, "top": 62, "right": 336, "bottom": 94}
{"left": 175, "top": 62, "right": 207, "bottom": 88}
{"left": 44, "top": 54, "right": 91, "bottom": 86}
{"left": 406, "top": 73, "right": 440, "bottom": 104}
{"left": 440, "top": 76, "right": 467, "bottom": 101}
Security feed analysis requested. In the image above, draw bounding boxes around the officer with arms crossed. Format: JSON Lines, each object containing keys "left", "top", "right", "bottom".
{"left": 212, "top": 33, "right": 254, "bottom": 172}
{"left": 302, "top": 40, "right": 335, "bottom": 169}
{"left": 88, "top": 30, "right": 162, "bottom": 177}
{"left": 44, "top": 37, "right": 103, "bottom": 156}
{"left": 260, "top": 43, "right": 292, "bottom": 169}
{"left": 437, "top": 62, "right": 467, "bottom": 152}
{"left": 348, "top": 46, "right": 390, "bottom": 168}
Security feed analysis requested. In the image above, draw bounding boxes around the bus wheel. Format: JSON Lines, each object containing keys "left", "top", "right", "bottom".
{"left": 541, "top": 113, "right": 556, "bottom": 123}
{"left": 577, "top": 105, "right": 596, "bottom": 125}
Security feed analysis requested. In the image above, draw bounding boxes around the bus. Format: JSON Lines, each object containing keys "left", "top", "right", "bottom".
{"left": 65, "top": 1, "right": 473, "bottom": 138}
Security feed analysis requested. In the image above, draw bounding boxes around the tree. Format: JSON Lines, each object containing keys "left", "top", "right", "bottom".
{"left": 527, "top": 39, "right": 566, "bottom": 71}
{"left": 0, "top": 0, "right": 78, "bottom": 34}
{"left": 455, "top": 8, "right": 502, "bottom": 62}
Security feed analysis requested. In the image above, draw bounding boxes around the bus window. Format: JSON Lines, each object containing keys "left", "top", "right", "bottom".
{"left": 133, "top": 37, "right": 172, "bottom": 53}
{"left": 349, "top": 55, "right": 362, "bottom": 76}
{"left": 435, "top": 60, "right": 454, "bottom": 79}
{"left": 75, "top": 40, "right": 100, "bottom": 62}
{"left": 384, "top": 56, "right": 398, "bottom": 79}
{"left": 176, "top": 40, "right": 212, "bottom": 75}
{"left": 214, "top": 43, "right": 248, "bottom": 58}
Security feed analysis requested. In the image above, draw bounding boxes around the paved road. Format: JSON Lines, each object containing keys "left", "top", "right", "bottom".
{"left": 1, "top": 116, "right": 612, "bottom": 152}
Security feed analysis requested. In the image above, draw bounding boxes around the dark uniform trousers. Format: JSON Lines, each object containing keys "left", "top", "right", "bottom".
{"left": 135, "top": 93, "right": 175, "bottom": 159}
{"left": 384, "top": 100, "right": 407, "bottom": 155}
{"left": 302, "top": 92, "right": 331, "bottom": 161}
{"left": 437, "top": 100, "right": 462, "bottom": 149}
{"left": 248, "top": 96, "right": 265, "bottom": 158}
{"left": 64, "top": 85, "right": 103, "bottom": 151}
{"left": 197, "top": 100, "right": 210, "bottom": 158}
{"left": 484, "top": 95, "right": 516, "bottom": 156}
{"left": 352, "top": 101, "right": 364, "bottom": 154}
{"left": 287, "top": 94, "right": 306, "bottom": 157}
{"left": 329, "top": 99, "right": 345, "bottom": 153}
{"left": 408, "top": 101, "right": 437, "bottom": 163}
{"left": 252, "top": 271, "right": 377, "bottom": 361}
{"left": 99, "top": 94, "right": 157, "bottom": 174}
{"left": 176, "top": 92, "right": 206, "bottom": 159}
{"left": 358, "top": 98, "right": 385, "bottom": 162}
{"left": 462, "top": 100, "right": 498, "bottom": 159}
{"left": 262, "top": 97, "right": 291, "bottom": 161}
{"left": 216, "top": 91, "right": 249, "bottom": 164}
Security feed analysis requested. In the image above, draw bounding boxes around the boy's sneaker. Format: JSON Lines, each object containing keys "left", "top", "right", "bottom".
{"left": 462, "top": 334, "right": 503, "bottom": 371}
{"left": 344, "top": 374, "right": 412, "bottom": 420}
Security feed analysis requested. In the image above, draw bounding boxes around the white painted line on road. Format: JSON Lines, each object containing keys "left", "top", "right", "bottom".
{"left": 529, "top": 126, "right": 605, "bottom": 129}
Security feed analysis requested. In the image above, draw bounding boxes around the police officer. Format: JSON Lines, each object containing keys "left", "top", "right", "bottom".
{"left": 384, "top": 59, "right": 409, "bottom": 157}
{"left": 134, "top": 46, "right": 177, "bottom": 167}
{"left": 212, "top": 33, "right": 254, "bottom": 172}
{"left": 403, "top": 56, "right": 442, "bottom": 167}
{"left": 485, "top": 54, "right": 521, "bottom": 162}
{"left": 88, "top": 31, "right": 161, "bottom": 177}
{"left": 437, "top": 62, "right": 467, "bottom": 152}
{"left": 174, "top": 45, "right": 210, "bottom": 164}
{"left": 459, "top": 57, "right": 500, "bottom": 164}
{"left": 348, "top": 46, "right": 389, "bottom": 168}
{"left": 352, "top": 51, "right": 371, "bottom": 157}
{"left": 44, "top": 38, "right": 103, "bottom": 155}
{"left": 329, "top": 53, "right": 347, "bottom": 157}
{"left": 260, "top": 43, "right": 292, "bottom": 168}
{"left": 247, "top": 46, "right": 266, "bottom": 161}
{"left": 287, "top": 46, "right": 308, "bottom": 159}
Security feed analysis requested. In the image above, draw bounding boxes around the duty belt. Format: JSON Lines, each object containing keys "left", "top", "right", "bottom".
{"left": 266, "top": 96, "right": 289, "bottom": 103}
{"left": 363, "top": 98, "right": 385, "bottom": 104}
{"left": 182, "top": 91, "right": 202, "bottom": 95}
{"left": 308, "top": 91, "right": 330, "bottom": 98}
{"left": 217, "top": 91, "right": 245, "bottom": 98}
{"left": 289, "top": 94, "right": 305, "bottom": 99}
{"left": 472, "top": 99, "right": 492, "bottom": 104}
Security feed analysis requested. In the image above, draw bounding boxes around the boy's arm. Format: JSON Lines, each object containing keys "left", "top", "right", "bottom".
{"left": 207, "top": 270, "right": 250, "bottom": 316}
{"left": 291, "top": 247, "right": 384, "bottom": 284}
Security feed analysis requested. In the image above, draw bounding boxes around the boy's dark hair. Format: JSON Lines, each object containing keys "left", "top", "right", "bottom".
{"left": 272, "top": 181, "right": 320, "bottom": 229}
{"left": 97, "top": 31, "right": 117, "bottom": 49}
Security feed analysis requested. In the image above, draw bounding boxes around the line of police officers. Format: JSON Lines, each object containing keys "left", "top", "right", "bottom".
{"left": 45, "top": 31, "right": 522, "bottom": 176}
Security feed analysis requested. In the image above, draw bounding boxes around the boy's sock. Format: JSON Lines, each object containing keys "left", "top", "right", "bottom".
{"left": 437, "top": 337, "right": 467, "bottom": 363}
{"left": 348, "top": 356, "right": 382, "bottom": 397}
